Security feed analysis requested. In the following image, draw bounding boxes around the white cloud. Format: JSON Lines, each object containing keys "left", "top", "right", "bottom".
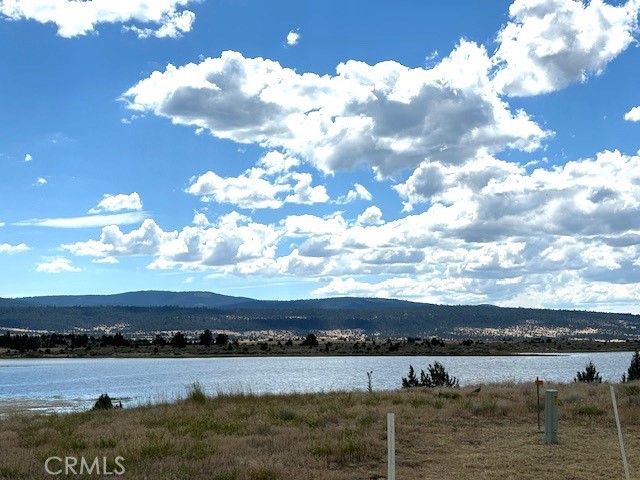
{"left": 258, "top": 151, "right": 300, "bottom": 175}
{"left": 34, "top": 177, "right": 47, "bottom": 186}
{"left": 36, "top": 257, "right": 80, "bottom": 273}
{"left": 0, "top": 243, "right": 30, "bottom": 254}
{"left": 357, "top": 206, "right": 383, "bottom": 225}
{"left": 0, "top": 0, "right": 197, "bottom": 38}
{"left": 286, "top": 29, "right": 300, "bottom": 46}
{"left": 123, "top": 45, "right": 548, "bottom": 177}
{"left": 394, "top": 153, "right": 523, "bottom": 211}
{"left": 62, "top": 217, "right": 280, "bottom": 274}
{"left": 187, "top": 166, "right": 329, "bottom": 209}
{"left": 187, "top": 169, "right": 288, "bottom": 209}
{"left": 492, "top": 0, "right": 639, "bottom": 96}
{"left": 92, "top": 256, "right": 118, "bottom": 264}
{"left": 61, "top": 145, "right": 640, "bottom": 312}
{"left": 123, "top": 9, "right": 195, "bottom": 39}
{"left": 624, "top": 106, "right": 640, "bottom": 122}
{"left": 14, "top": 212, "right": 149, "bottom": 228}
{"left": 0, "top": 221, "right": 4, "bottom": 228}
{"left": 284, "top": 173, "right": 329, "bottom": 205}
{"left": 336, "top": 183, "right": 372, "bottom": 204}
{"left": 310, "top": 277, "right": 485, "bottom": 304}
{"left": 24, "top": 153, "right": 32, "bottom": 162}
{"left": 89, "top": 192, "right": 143, "bottom": 214}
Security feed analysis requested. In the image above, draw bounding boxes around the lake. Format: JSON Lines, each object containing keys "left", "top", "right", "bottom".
{"left": 0, "top": 351, "right": 635, "bottom": 415}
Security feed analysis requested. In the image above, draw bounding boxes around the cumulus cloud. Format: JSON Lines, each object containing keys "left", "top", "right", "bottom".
{"left": 62, "top": 216, "right": 280, "bottom": 274}
{"left": 0, "top": 0, "right": 197, "bottom": 38}
{"left": 357, "top": 206, "right": 383, "bottom": 225}
{"left": 336, "top": 183, "right": 372, "bottom": 204}
{"left": 123, "top": 9, "right": 195, "bottom": 39}
{"left": 24, "top": 153, "right": 32, "bottom": 162}
{"left": 284, "top": 173, "right": 329, "bottom": 205}
{"left": 89, "top": 193, "right": 143, "bottom": 214}
{"left": 0, "top": 243, "right": 30, "bottom": 254}
{"left": 624, "top": 106, "right": 640, "bottom": 121}
{"left": 187, "top": 163, "right": 329, "bottom": 209}
{"left": 14, "top": 212, "right": 149, "bottom": 228}
{"left": 492, "top": 0, "right": 639, "bottom": 96}
{"left": 36, "top": 257, "right": 80, "bottom": 273}
{"left": 123, "top": 44, "right": 548, "bottom": 177}
{"left": 286, "top": 29, "right": 300, "bottom": 46}
{"left": 187, "top": 169, "right": 288, "bottom": 209}
{"left": 33, "top": 177, "right": 46, "bottom": 186}
{"left": 59, "top": 146, "right": 640, "bottom": 311}
{"left": 393, "top": 153, "right": 523, "bottom": 211}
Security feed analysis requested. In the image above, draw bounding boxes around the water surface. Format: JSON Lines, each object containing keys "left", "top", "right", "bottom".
{"left": 0, "top": 352, "right": 634, "bottom": 415}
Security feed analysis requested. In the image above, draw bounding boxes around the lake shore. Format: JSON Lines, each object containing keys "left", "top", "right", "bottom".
{"left": 2, "top": 337, "right": 639, "bottom": 359}
{"left": 1, "top": 381, "right": 638, "bottom": 479}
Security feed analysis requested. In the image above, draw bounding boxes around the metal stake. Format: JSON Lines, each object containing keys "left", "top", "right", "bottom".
{"left": 610, "top": 386, "right": 630, "bottom": 480}
{"left": 387, "top": 413, "right": 395, "bottom": 480}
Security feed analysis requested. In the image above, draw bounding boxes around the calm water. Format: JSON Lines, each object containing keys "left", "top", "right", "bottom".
{"left": 0, "top": 352, "right": 635, "bottom": 414}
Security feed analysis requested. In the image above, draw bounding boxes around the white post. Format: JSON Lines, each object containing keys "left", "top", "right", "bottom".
{"left": 610, "top": 386, "right": 631, "bottom": 480}
{"left": 387, "top": 412, "right": 395, "bottom": 480}
{"left": 544, "top": 389, "right": 558, "bottom": 445}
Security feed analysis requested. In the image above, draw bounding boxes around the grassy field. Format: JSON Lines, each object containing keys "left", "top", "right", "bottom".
{"left": 1, "top": 381, "right": 640, "bottom": 479}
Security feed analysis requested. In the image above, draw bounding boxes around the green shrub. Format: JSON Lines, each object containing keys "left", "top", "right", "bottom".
{"left": 402, "top": 361, "right": 458, "bottom": 388}
{"left": 575, "top": 361, "right": 602, "bottom": 383}
{"left": 574, "top": 406, "right": 605, "bottom": 417}
{"left": 93, "top": 393, "right": 113, "bottom": 410}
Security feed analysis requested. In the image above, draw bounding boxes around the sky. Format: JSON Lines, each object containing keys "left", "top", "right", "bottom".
{"left": 2, "top": 0, "right": 640, "bottom": 312}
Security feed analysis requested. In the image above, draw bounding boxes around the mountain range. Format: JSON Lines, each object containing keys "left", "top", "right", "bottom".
{"left": 0, "top": 290, "right": 638, "bottom": 339}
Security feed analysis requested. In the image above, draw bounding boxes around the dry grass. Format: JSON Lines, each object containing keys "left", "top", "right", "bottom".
{"left": 1, "top": 382, "right": 640, "bottom": 479}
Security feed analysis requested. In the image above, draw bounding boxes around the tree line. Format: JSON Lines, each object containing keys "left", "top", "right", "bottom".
{"left": 0, "top": 330, "right": 231, "bottom": 352}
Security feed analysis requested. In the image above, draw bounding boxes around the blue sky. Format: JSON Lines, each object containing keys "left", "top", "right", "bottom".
{"left": 2, "top": 0, "right": 640, "bottom": 312}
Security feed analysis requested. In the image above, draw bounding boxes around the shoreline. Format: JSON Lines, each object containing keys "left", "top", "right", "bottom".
{"left": 2, "top": 338, "right": 639, "bottom": 359}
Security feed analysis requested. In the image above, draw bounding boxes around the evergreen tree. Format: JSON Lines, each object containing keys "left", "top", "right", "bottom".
{"left": 301, "top": 333, "right": 319, "bottom": 347}
{"left": 402, "top": 365, "right": 419, "bottom": 388}
{"left": 623, "top": 350, "right": 640, "bottom": 382}
{"left": 402, "top": 361, "right": 458, "bottom": 388}
{"left": 170, "top": 332, "right": 188, "bottom": 348}
{"left": 575, "top": 361, "right": 602, "bottom": 383}
{"left": 199, "top": 329, "right": 214, "bottom": 346}
{"left": 93, "top": 393, "right": 113, "bottom": 410}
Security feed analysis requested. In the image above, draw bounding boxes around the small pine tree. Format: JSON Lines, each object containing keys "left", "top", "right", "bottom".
{"left": 93, "top": 393, "right": 113, "bottom": 410}
{"left": 426, "top": 361, "right": 459, "bottom": 387}
{"left": 170, "top": 332, "right": 188, "bottom": 348}
{"left": 402, "top": 362, "right": 458, "bottom": 388}
{"left": 623, "top": 350, "right": 640, "bottom": 382}
{"left": 402, "top": 365, "right": 419, "bottom": 388}
{"left": 301, "top": 333, "right": 319, "bottom": 347}
{"left": 575, "top": 361, "right": 602, "bottom": 383}
{"left": 199, "top": 329, "right": 214, "bottom": 346}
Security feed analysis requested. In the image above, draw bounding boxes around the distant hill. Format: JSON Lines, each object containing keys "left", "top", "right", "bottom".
{"left": 1, "top": 290, "right": 639, "bottom": 340}
{"left": 5, "top": 291, "right": 424, "bottom": 310}
{"left": 13, "top": 291, "right": 255, "bottom": 308}
{"left": 0, "top": 298, "right": 27, "bottom": 307}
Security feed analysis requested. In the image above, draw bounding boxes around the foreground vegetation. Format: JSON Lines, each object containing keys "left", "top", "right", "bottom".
{"left": 2, "top": 382, "right": 640, "bottom": 479}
